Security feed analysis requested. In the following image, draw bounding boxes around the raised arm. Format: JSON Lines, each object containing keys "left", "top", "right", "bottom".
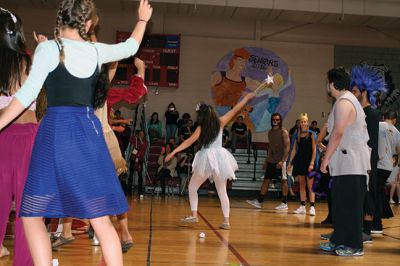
{"left": 134, "top": 57, "right": 146, "bottom": 78}
{"left": 219, "top": 92, "right": 256, "bottom": 127}
{"left": 95, "top": 0, "right": 152, "bottom": 65}
{"left": 165, "top": 127, "right": 201, "bottom": 161}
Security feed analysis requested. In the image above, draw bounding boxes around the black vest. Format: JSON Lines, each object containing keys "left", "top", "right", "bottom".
{"left": 45, "top": 41, "right": 99, "bottom": 107}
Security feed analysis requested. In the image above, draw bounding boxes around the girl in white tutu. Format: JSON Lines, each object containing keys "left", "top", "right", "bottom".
{"left": 165, "top": 92, "right": 256, "bottom": 229}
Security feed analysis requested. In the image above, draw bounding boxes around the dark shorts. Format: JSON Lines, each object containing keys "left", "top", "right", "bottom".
{"left": 264, "top": 162, "right": 282, "bottom": 179}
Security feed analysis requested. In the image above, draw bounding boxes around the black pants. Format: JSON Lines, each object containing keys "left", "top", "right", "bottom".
{"left": 373, "top": 169, "right": 392, "bottom": 230}
{"left": 331, "top": 175, "right": 367, "bottom": 249}
{"left": 128, "top": 160, "right": 143, "bottom": 195}
{"left": 231, "top": 131, "right": 251, "bottom": 154}
{"left": 157, "top": 168, "right": 170, "bottom": 195}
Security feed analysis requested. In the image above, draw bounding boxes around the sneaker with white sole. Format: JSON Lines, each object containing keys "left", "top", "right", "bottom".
{"left": 92, "top": 234, "right": 100, "bottom": 246}
{"left": 181, "top": 216, "right": 199, "bottom": 223}
{"left": 319, "top": 241, "right": 339, "bottom": 252}
{"left": 246, "top": 199, "right": 262, "bottom": 209}
{"left": 389, "top": 199, "right": 395, "bottom": 204}
{"left": 362, "top": 233, "right": 373, "bottom": 244}
{"left": 275, "top": 202, "right": 288, "bottom": 211}
{"left": 335, "top": 246, "right": 364, "bottom": 256}
{"left": 309, "top": 206, "right": 316, "bottom": 216}
{"left": 320, "top": 231, "right": 333, "bottom": 240}
{"left": 371, "top": 229, "right": 383, "bottom": 234}
{"left": 293, "top": 205, "right": 306, "bottom": 214}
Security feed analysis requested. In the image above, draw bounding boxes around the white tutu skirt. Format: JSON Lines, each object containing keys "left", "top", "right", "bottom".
{"left": 192, "top": 147, "right": 238, "bottom": 181}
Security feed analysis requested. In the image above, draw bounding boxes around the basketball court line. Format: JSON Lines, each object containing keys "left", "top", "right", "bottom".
{"left": 197, "top": 211, "right": 250, "bottom": 266}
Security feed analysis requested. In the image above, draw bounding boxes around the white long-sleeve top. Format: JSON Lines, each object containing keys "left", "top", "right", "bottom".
{"left": 15, "top": 37, "right": 139, "bottom": 108}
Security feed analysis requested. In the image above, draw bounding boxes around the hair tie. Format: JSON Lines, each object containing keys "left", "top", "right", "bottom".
{"left": 0, "top": 7, "right": 17, "bottom": 24}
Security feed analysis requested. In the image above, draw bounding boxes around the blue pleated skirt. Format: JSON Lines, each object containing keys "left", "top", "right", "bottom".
{"left": 20, "top": 106, "right": 129, "bottom": 219}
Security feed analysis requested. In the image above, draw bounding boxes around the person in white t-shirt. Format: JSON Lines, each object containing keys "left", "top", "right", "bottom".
{"left": 373, "top": 111, "right": 400, "bottom": 234}
{"left": 387, "top": 155, "right": 400, "bottom": 204}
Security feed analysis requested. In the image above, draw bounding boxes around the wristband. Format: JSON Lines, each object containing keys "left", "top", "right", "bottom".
{"left": 138, "top": 19, "right": 148, "bottom": 23}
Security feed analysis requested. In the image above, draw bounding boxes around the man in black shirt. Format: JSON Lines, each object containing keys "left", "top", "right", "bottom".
{"left": 179, "top": 119, "right": 194, "bottom": 142}
{"left": 350, "top": 65, "right": 384, "bottom": 242}
{"left": 231, "top": 116, "right": 249, "bottom": 153}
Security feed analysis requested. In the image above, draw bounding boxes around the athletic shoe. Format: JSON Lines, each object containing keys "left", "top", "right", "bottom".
{"left": 219, "top": 223, "right": 231, "bottom": 230}
{"left": 362, "top": 233, "right": 373, "bottom": 244}
{"left": 309, "top": 206, "right": 316, "bottom": 216}
{"left": 389, "top": 199, "right": 395, "bottom": 204}
{"left": 246, "top": 199, "right": 262, "bottom": 209}
{"left": 181, "top": 216, "right": 199, "bottom": 223}
{"left": 293, "top": 205, "right": 306, "bottom": 214}
{"left": 275, "top": 202, "right": 288, "bottom": 211}
{"left": 92, "top": 234, "right": 100, "bottom": 246}
{"left": 319, "top": 241, "right": 338, "bottom": 252}
{"left": 371, "top": 229, "right": 383, "bottom": 234}
{"left": 335, "top": 246, "right": 364, "bottom": 256}
{"left": 320, "top": 231, "right": 333, "bottom": 240}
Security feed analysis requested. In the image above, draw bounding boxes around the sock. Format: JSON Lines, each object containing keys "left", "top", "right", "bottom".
{"left": 257, "top": 194, "right": 264, "bottom": 203}
{"left": 310, "top": 202, "right": 315, "bottom": 207}
{"left": 301, "top": 201, "right": 306, "bottom": 206}
{"left": 363, "top": 220, "right": 372, "bottom": 235}
{"left": 282, "top": 196, "right": 288, "bottom": 204}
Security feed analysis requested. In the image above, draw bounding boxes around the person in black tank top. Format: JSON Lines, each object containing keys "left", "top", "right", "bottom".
{"left": 288, "top": 113, "right": 317, "bottom": 216}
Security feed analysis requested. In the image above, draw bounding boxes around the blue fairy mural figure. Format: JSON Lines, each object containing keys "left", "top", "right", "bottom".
{"left": 211, "top": 47, "right": 295, "bottom": 132}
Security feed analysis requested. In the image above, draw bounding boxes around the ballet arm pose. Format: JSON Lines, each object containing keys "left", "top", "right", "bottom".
{"left": 165, "top": 92, "right": 256, "bottom": 162}
{"left": 0, "top": 0, "right": 152, "bottom": 131}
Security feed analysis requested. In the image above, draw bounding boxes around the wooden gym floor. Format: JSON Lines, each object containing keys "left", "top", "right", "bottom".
{"left": 1, "top": 195, "right": 399, "bottom": 265}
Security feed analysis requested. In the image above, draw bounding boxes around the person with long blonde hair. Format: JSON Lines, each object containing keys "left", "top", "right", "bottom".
{"left": 288, "top": 113, "right": 317, "bottom": 215}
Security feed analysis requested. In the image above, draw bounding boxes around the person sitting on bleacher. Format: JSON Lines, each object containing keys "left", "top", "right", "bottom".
{"left": 157, "top": 143, "right": 177, "bottom": 196}
{"left": 231, "top": 115, "right": 249, "bottom": 153}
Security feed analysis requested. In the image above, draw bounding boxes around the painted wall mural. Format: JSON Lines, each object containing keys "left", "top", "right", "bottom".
{"left": 211, "top": 47, "right": 296, "bottom": 132}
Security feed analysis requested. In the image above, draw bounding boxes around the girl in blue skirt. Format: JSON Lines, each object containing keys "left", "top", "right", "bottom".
{"left": 0, "top": 0, "right": 152, "bottom": 265}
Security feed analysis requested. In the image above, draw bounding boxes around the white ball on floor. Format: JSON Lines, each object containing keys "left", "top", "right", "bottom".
{"left": 199, "top": 232, "right": 206, "bottom": 238}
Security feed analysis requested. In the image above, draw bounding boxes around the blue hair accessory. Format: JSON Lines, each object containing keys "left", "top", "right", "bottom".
{"left": 350, "top": 64, "right": 387, "bottom": 108}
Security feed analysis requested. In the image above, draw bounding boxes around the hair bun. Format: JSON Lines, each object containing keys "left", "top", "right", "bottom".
{"left": 196, "top": 103, "right": 209, "bottom": 112}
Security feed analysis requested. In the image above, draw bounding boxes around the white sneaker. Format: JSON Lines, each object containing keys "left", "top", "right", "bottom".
{"left": 389, "top": 199, "right": 395, "bottom": 204}
{"left": 293, "top": 205, "right": 306, "bottom": 214}
{"left": 92, "top": 234, "right": 100, "bottom": 246}
{"left": 309, "top": 206, "right": 316, "bottom": 216}
{"left": 246, "top": 199, "right": 262, "bottom": 209}
{"left": 52, "top": 259, "right": 59, "bottom": 266}
{"left": 275, "top": 202, "right": 288, "bottom": 211}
